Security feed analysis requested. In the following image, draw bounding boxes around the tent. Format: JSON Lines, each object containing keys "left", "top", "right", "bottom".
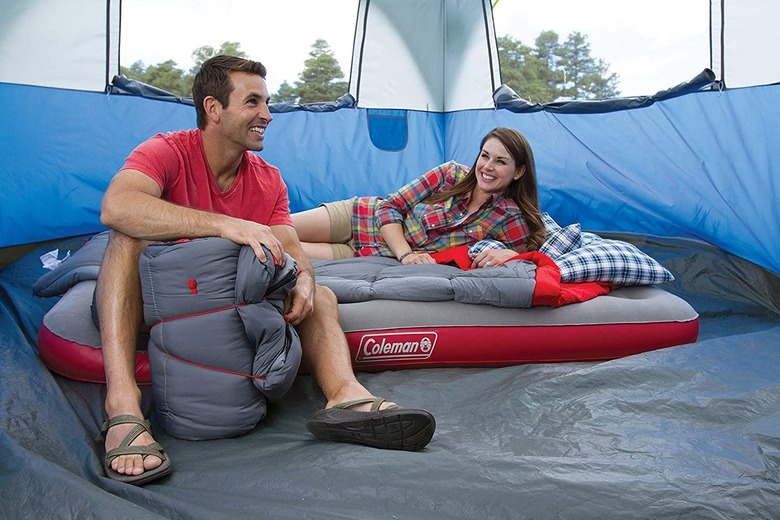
{"left": 1, "top": 0, "right": 778, "bottom": 517}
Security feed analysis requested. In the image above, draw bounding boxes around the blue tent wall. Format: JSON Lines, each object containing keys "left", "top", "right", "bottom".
{"left": 263, "top": 108, "right": 445, "bottom": 211}
{"left": 0, "top": 82, "right": 194, "bottom": 245}
{"left": 1, "top": 81, "right": 778, "bottom": 275}
{"left": 0, "top": 82, "right": 444, "bottom": 246}
{"left": 446, "top": 84, "right": 779, "bottom": 275}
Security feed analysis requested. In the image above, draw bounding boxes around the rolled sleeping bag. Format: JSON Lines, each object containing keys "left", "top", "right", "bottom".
{"left": 140, "top": 237, "right": 302, "bottom": 441}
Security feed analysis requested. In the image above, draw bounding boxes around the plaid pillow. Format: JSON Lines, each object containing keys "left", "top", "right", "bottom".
{"left": 580, "top": 231, "right": 603, "bottom": 246}
{"left": 556, "top": 237, "right": 674, "bottom": 286}
{"left": 539, "top": 223, "right": 581, "bottom": 260}
{"left": 541, "top": 212, "right": 562, "bottom": 233}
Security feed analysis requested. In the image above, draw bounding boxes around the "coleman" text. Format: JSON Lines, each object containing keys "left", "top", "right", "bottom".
{"left": 355, "top": 332, "right": 437, "bottom": 362}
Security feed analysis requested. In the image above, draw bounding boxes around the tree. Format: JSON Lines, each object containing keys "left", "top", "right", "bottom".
{"left": 497, "top": 36, "right": 554, "bottom": 103}
{"left": 142, "top": 60, "right": 191, "bottom": 96}
{"left": 534, "top": 30, "right": 560, "bottom": 75}
{"left": 272, "top": 39, "right": 348, "bottom": 103}
{"left": 498, "top": 30, "right": 620, "bottom": 103}
{"left": 180, "top": 41, "right": 249, "bottom": 96}
{"left": 273, "top": 80, "right": 299, "bottom": 103}
{"left": 557, "top": 32, "right": 619, "bottom": 100}
{"left": 189, "top": 41, "right": 247, "bottom": 75}
{"left": 119, "top": 41, "right": 249, "bottom": 98}
{"left": 120, "top": 59, "right": 189, "bottom": 97}
{"left": 121, "top": 61, "right": 147, "bottom": 81}
{"left": 120, "top": 33, "right": 618, "bottom": 104}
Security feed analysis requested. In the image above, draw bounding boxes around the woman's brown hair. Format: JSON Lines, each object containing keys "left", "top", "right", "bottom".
{"left": 426, "top": 127, "right": 546, "bottom": 251}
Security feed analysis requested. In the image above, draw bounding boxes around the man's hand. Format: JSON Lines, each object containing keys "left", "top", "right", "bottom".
{"left": 222, "top": 220, "right": 286, "bottom": 266}
{"left": 283, "top": 270, "right": 315, "bottom": 325}
{"left": 270, "top": 224, "right": 317, "bottom": 325}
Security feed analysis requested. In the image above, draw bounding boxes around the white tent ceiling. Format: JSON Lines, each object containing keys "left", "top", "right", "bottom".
{"left": 348, "top": 0, "right": 500, "bottom": 111}
{"left": 709, "top": 0, "right": 780, "bottom": 89}
{"left": 0, "top": 0, "right": 776, "bottom": 105}
{"left": 0, "top": 0, "right": 119, "bottom": 92}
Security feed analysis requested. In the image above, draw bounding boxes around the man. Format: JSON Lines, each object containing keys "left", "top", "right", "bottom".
{"left": 96, "top": 55, "right": 436, "bottom": 485}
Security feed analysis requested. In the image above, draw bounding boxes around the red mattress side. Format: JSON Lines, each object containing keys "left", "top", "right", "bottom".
{"left": 346, "top": 319, "right": 700, "bottom": 370}
{"left": 37, "top": 325, "right": 152, "bottom": 385}
{"left": 37, "top": 317, "right": 699, "bottom": 381}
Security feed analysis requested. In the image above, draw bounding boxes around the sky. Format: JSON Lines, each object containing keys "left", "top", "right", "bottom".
{"left": 120, "top": 0, "right": 711, "bottom": 98}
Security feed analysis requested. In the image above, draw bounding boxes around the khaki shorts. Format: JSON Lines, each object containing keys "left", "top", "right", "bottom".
{"left": 321, "top": 199, "right": 357, "bottom": 259}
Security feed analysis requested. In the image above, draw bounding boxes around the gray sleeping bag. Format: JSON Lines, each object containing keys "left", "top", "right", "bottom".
{"left": 312, "top": 256, "right": 537, "bottom": 308}
{"left": 33, "top": 232, "right": 302, "bottom": 441}
{"left": 139, "top": 238, "right": 302, "bottom": 441}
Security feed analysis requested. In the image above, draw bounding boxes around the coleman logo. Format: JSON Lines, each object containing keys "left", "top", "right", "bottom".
{"left": 355, "top": 331, "right": 437, "bottom": 362}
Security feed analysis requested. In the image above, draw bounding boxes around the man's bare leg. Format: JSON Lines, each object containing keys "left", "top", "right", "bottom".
{"left": 96, "top": 231, "right": 161, "bottom": 477}
{"left": 299, "top": 285, "right": 436, "bottom": 450}
{"left": 296, "top": 284, "right": 389, "bottom": 410}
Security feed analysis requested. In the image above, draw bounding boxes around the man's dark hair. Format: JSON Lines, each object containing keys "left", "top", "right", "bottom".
{"left": 192, "top": 55, "right": 267, "bottom": 130}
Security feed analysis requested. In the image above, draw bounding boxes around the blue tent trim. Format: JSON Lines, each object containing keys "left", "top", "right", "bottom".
{"left": 109, "top": 75, "right": 357, "bottom": 113}
{"left": 494, "top": 69, "right": 720, "bottom": 114}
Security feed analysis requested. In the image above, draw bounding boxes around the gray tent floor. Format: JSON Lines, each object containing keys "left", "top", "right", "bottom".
{"left": 2, "top": 235, "right": 778, "bottom": 519}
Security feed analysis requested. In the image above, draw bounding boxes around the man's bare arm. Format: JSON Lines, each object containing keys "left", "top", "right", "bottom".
{"left": 271, "top": 224, "right": 316, "bottom": 325}
{"left": 100, "top": 169, "right": 284, "bottom": 263}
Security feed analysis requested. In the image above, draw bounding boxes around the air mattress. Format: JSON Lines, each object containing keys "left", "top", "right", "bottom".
{"left": 34, "top": 234, "right": 699, "bottom": 383}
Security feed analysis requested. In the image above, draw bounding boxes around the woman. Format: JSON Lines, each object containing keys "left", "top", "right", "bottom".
{"left": 292, "top": 127, "right": 546, "bottom": 269}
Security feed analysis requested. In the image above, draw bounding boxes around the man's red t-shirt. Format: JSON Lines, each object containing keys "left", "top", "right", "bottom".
{"left": 121, "top": 129, "right": 292, "bottom": 227}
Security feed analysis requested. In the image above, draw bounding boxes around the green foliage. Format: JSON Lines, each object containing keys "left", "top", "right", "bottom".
{"left": 558, "top": 32, "right": 619, "bottom": 100}
{"left": 273, "top": 80, "right": 298, "bottom": 103}
{"left": 272, "top": 39, "right": 348, "bottom": 104}
{"left": 119, "top": 41, "right": 249, "bottom": 98}
{"left": 498, "top": 31, "right": 620, "bottom": 103}
{"left": 143, "top": 60, "right": 190, "bottom": 96}
{"left": 120, "top": 32, "right": 619, "bottom": 104}
{"left": 497, "top": 35, "right": 555, "bottom": 103}
{"left": 189, "top": 41, "right": 248, "bottom": 75}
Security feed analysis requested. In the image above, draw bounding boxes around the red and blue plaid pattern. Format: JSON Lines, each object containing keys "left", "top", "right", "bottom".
{"left": 351, "top": 161, "right": 531, "bottom": 257}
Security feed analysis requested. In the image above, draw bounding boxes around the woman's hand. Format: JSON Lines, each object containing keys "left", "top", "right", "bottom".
{"left": 471, "top": 248, "right": 520, "bottom": 269}
{"left": 401, "top": 252, "right": 436, "bottom": 265}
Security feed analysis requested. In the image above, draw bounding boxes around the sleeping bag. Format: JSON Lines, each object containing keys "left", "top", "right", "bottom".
{"left": 139, "top": 237, "right": 302, "bottom": 440}
{"left": 33, "top": 232, "right": 303, "bottom": 441}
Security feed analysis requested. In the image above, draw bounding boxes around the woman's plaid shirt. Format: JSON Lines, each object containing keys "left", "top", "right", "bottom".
{"left": 351, "top": 161, "right": 531, "bottom": 257}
